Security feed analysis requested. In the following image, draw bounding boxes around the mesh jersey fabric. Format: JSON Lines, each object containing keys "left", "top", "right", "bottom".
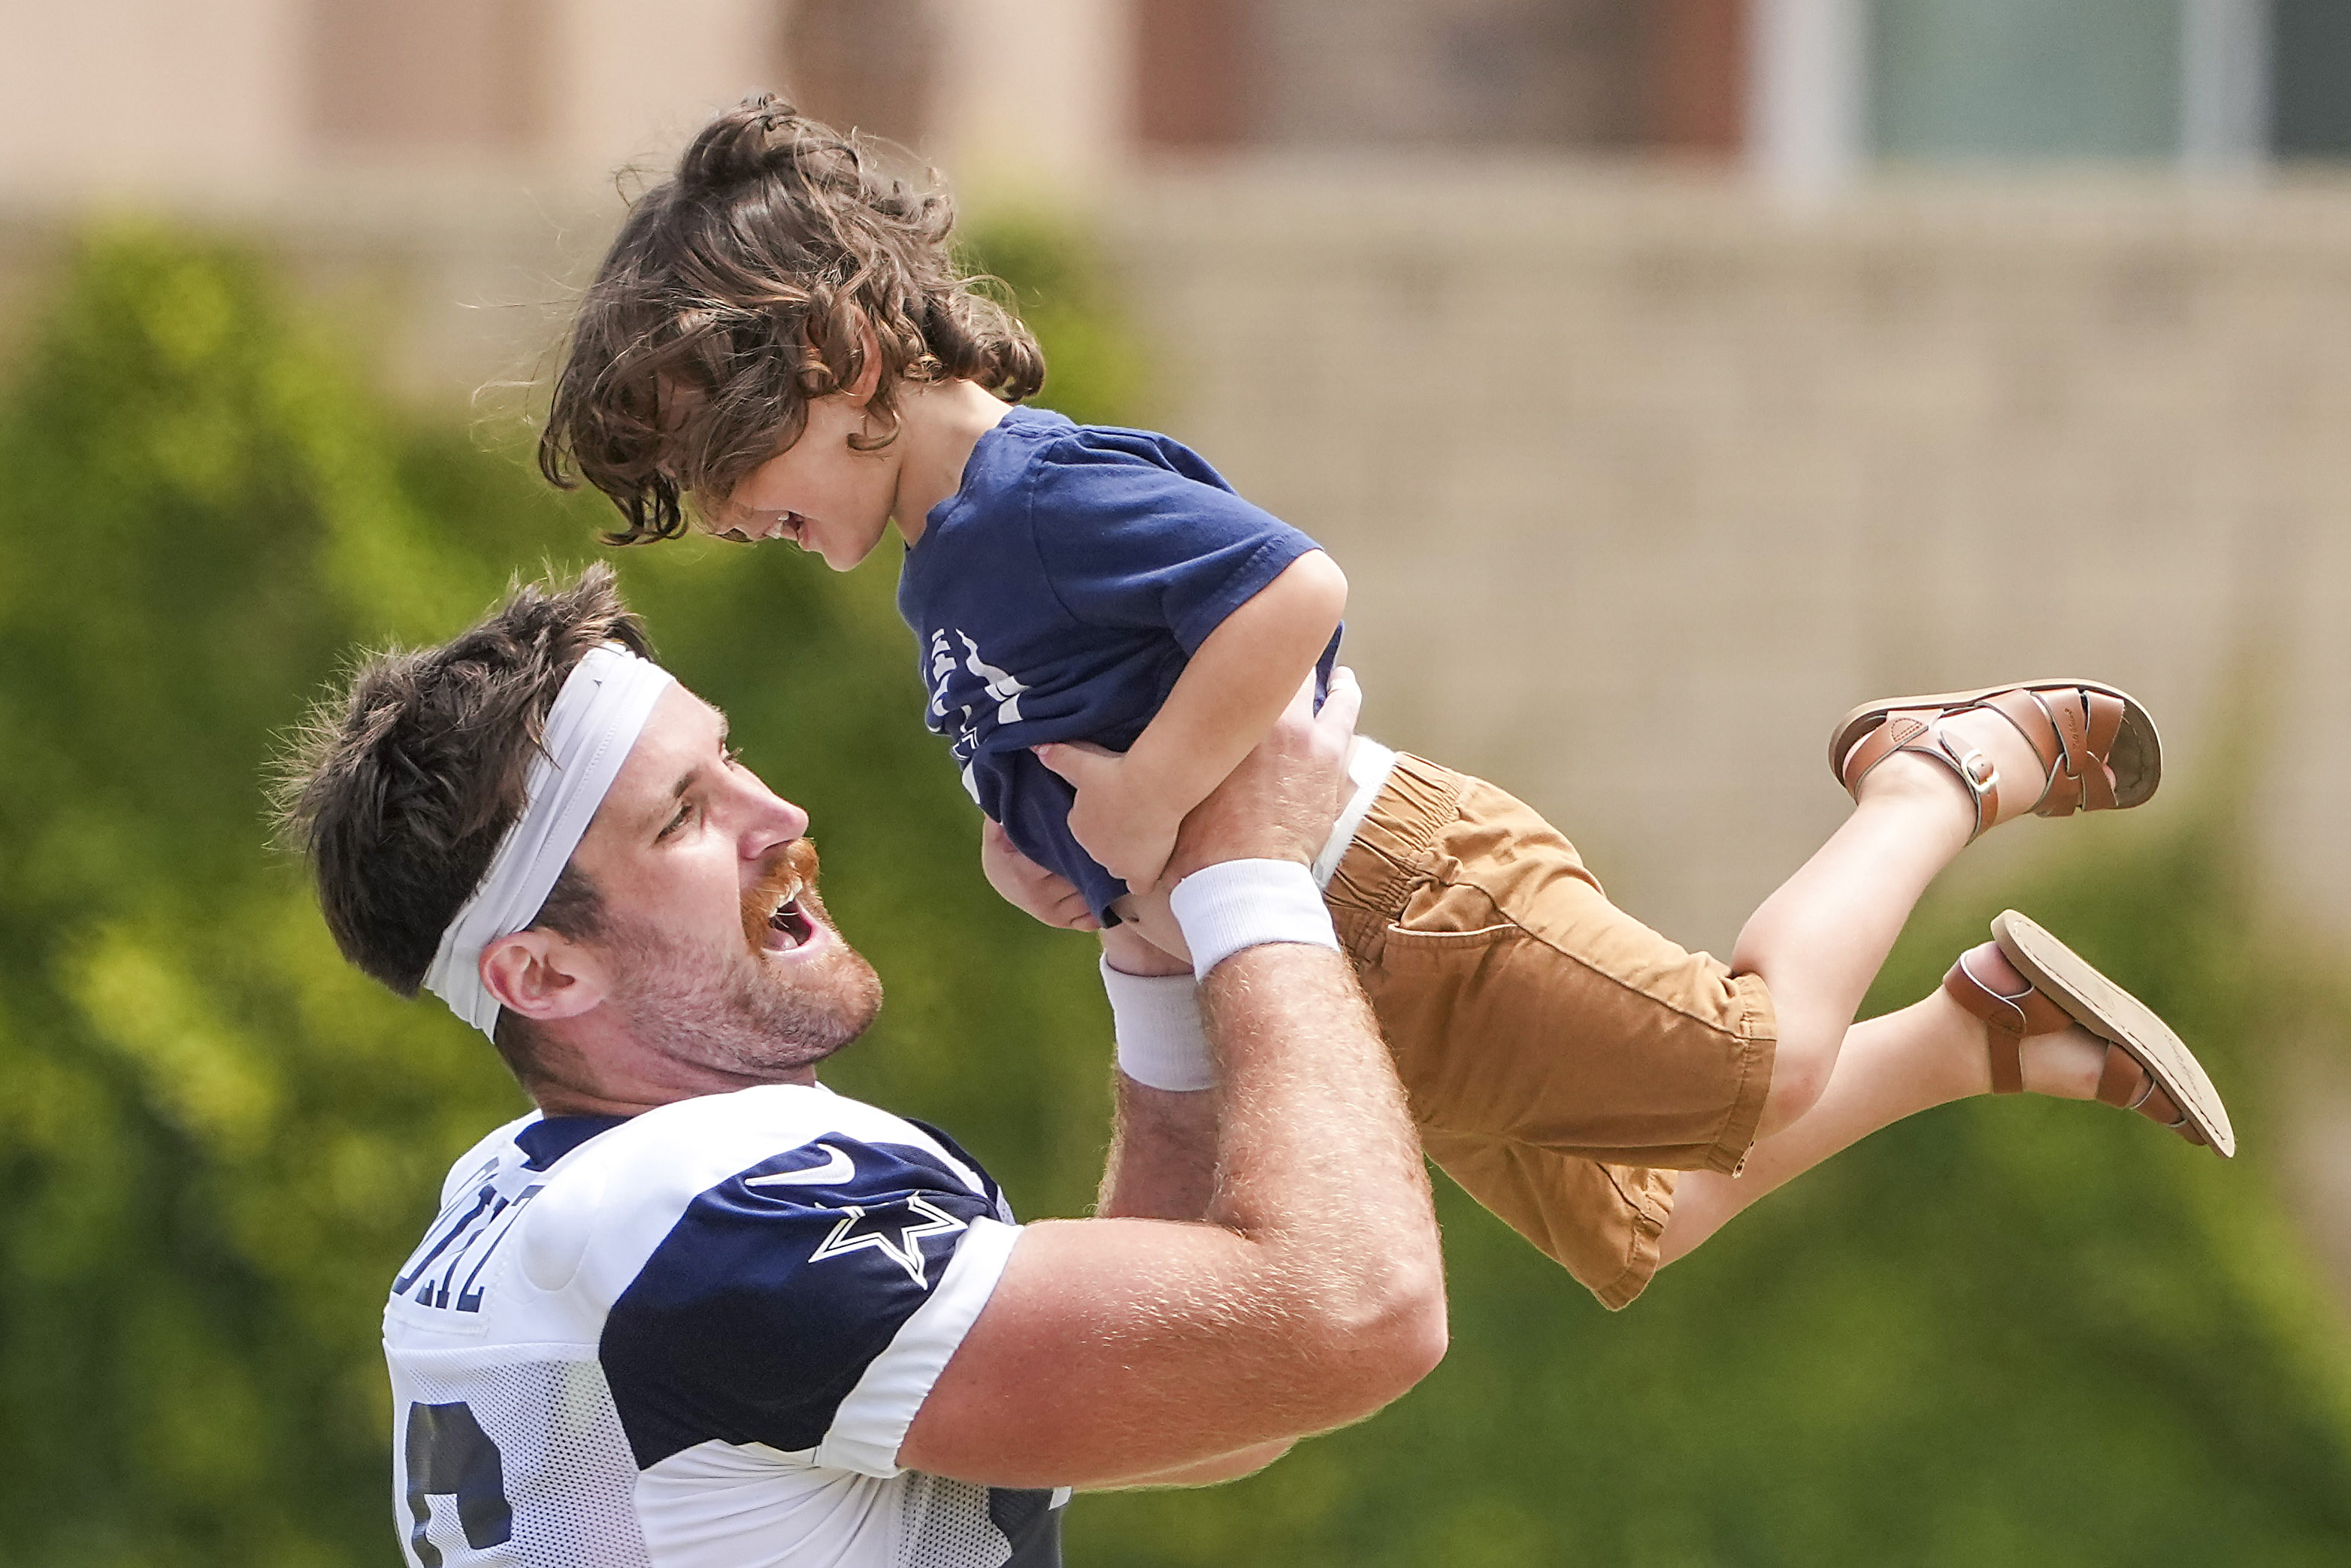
{"left": 897, "top": 407, "right": 1341, "bottom": 920}
{"left": 383, "top": 1083, "right": 1065, "bottom": 1566}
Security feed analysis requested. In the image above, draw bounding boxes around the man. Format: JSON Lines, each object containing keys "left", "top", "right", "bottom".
{"left": 277, "top": 565, "right": 1445, "bottom": 1567}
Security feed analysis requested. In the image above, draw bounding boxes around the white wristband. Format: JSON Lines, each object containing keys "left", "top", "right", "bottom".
{"left": 1101, "top": 958, "right": 1215, "bottom": 1091}
{"left": 1166, "top": 858, "right": 1340, "bottom": 979}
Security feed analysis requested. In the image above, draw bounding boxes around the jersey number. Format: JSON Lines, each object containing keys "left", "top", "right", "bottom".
{"left": 404, "top": 1401, "right": 513, "bottom": 1566}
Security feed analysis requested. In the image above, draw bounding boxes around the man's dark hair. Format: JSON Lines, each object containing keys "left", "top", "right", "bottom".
{"left": 539, "top": 94, "right": 1046, "bottom": 546}
{"left": 274, "top": 565, "right": 651, "bottom": 1076}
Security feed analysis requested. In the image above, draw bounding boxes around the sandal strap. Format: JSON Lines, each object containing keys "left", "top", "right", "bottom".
{"left": 2095, "top": 1044, "right": 2197, "bottom": 1139}
{"left": 1941, "top": 949, "right": 2071, "bottom": 1093}
{"left": 2095, "top": 1043, "right": 2145, "bottom": 1107}
{"left": 1977, "top": 687, "right": 2124, "bottom": 819}
{"left": 2065, "top": 692, "right": 2126, "bottom": 815}
{"left": 1947, "top": 945, "right": 2214, "bottom": 1149}
{"left": 1841, "top": 711, "right": 2002, "bottom": 840}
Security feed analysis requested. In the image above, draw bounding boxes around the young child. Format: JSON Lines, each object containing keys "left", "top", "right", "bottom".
{"left": 540, "top": 98, "right": 2233, "bottom": 1309}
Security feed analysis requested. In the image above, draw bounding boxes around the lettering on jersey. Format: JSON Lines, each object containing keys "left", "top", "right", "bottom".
{"left": 392, "top": 1182, "right": 543, "bottom": 1313}
{"left": 924, "top": 627, "right": 1029, "bottom": 766}
{"left": 806, "top": 1194, "right": 967, "bottom": 1286}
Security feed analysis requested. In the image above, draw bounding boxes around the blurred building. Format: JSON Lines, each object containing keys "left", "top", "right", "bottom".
{"left": 7, "top": 2, "right": 2351, "bottom": 208}
{"left": 1131, "top": 0, "right": 2351, "bottom": 177}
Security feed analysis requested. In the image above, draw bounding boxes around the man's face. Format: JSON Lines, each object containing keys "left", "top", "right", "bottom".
{"left": 568, "top": 683, "right": 882, "bottom": 1079}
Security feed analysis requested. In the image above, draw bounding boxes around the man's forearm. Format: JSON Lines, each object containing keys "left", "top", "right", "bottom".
{"left": 1099, "top": 1078, "right": 1219, "bottom": 1221}
{"left": 1085, "top": 940, "right": 1439, "bottom": 1445}
{"left": 1198, "top": 940, "right": 1444, "bottom": 1410}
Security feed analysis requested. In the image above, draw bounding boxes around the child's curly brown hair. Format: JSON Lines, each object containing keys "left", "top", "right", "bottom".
{"left": 540, "top": 95, "right": 1046, "bottom": 544}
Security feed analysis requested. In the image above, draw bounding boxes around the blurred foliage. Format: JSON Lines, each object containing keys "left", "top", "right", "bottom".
{"left": 964, "top": 213, "right": 1152, "bottom": 430}
{"left": 0, "top": 223, "right": 2346, "bottom": 1566}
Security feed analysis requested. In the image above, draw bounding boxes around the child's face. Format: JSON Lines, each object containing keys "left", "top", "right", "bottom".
{"left": 707, "top": 391, "right": 897, "bottom": 571}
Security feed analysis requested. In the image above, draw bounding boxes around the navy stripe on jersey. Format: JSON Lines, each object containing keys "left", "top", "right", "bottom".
{"left": 513, "top": 1115, "right": 625, "bottom": 1171}
{"left": 601, "top": 1134, "right": 996, "bottom": 1467}
{"left": 906, "top": 1118, "right": 1015, "bottom": 1223}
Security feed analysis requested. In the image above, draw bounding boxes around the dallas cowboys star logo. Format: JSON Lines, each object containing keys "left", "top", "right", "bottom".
{"left": 806, "top": 1195, "right": 968, "bottom": 1286}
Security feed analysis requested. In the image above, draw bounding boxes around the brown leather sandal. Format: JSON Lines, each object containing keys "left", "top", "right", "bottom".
{"left": 1829, "top": 681, "right": 2162, "bottom": 841}
{"left": 1940, "top": 910, "right": 2234, "bottom": 1158}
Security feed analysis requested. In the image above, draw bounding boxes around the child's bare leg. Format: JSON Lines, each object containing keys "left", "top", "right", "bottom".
{"left": 1660, "top": 945, "right": 2110, "bottom": 1263}
{"left": 1732, "top": 707, "right": 2053, "bottom": 1139}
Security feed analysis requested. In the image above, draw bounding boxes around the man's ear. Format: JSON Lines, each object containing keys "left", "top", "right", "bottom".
{"left": 480, "top": 928, "right": 609, "bottom": 1024}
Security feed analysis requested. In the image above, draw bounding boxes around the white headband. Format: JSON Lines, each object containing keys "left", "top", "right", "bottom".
{"left": 423, "top": 643, "right": 675, "bottom": 1038}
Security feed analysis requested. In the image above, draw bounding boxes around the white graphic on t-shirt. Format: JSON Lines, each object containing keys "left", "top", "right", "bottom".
{"left": 959, "top": 633, "right": 1027, "bottom": 724}
{"left": 924, "top": 628, "right": 1030, "bottom": 772}
{"left": 926, "top": 631, "right": 960, "bottom": 722}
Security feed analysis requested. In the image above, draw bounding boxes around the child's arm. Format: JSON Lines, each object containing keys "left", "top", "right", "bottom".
{"left": 1035, "top": 549, "right": 1348, "bottom": 894}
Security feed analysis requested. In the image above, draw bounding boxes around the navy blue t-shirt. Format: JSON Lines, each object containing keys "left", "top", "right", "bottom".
{"left": 897, "top": 407, "right": 1341, "bottom": 920}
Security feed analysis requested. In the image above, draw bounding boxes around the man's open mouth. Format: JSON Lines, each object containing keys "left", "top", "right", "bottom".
{"left": 743, "top": 840, "right": 828, "bottom": 957}
{"left": 762, "top": 883, "right": 816, "bottom": 952}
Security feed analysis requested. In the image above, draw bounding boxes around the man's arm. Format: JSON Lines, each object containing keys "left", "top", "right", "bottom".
{"left": 978, "top": 824, "right": 1300, "bottom": 1491}
{"left": 901, "top": 946, "right": 1439, "bottom": 1488}
{"left": 897, "top": 671, "right": 1445, "bottom": 1489}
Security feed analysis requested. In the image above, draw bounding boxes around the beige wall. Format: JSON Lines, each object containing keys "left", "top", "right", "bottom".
{"left": 938, "top": 0, "right": 1133, "bottom": 194}
{"left": 0, "top": 0, "right": 308, "bottom": 202}
{"left": 0, "top": 0, "right": 1132, "bottom": 407}
{"left": 550, "top": 0, "right": 780, "bottom": 183}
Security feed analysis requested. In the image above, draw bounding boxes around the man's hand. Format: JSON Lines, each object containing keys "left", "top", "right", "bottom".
{"left": 979, "top": 819, "right": 1100, "bottom": 931}
{"left": 1030, "top": 743, "right": 1185, "bottom": 894}
{"left": 1161, "top": 667, "right": 1359, "bottom": 886}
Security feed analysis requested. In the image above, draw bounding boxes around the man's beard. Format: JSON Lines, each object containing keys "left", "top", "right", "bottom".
{"left": 604, "top": 840, "right": 882, "bottom": 1080}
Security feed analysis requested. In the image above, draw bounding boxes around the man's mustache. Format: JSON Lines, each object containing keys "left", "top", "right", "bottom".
{"left": 740, "top": 838, "right": 823, "bottom": 951}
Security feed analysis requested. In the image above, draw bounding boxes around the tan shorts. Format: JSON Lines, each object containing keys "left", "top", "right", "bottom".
{"left": 1324, "top": 753, "right": 1777, "bottom": 1309}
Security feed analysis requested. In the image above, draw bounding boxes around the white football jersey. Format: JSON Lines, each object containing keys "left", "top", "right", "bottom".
{"left": 383, "top": 1082, "right": 1065, "bottom": 1567}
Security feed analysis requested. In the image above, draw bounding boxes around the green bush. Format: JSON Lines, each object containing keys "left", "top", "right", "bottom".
{"left": 0, "top": 224, "right": 2345, "bottom": 1566}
